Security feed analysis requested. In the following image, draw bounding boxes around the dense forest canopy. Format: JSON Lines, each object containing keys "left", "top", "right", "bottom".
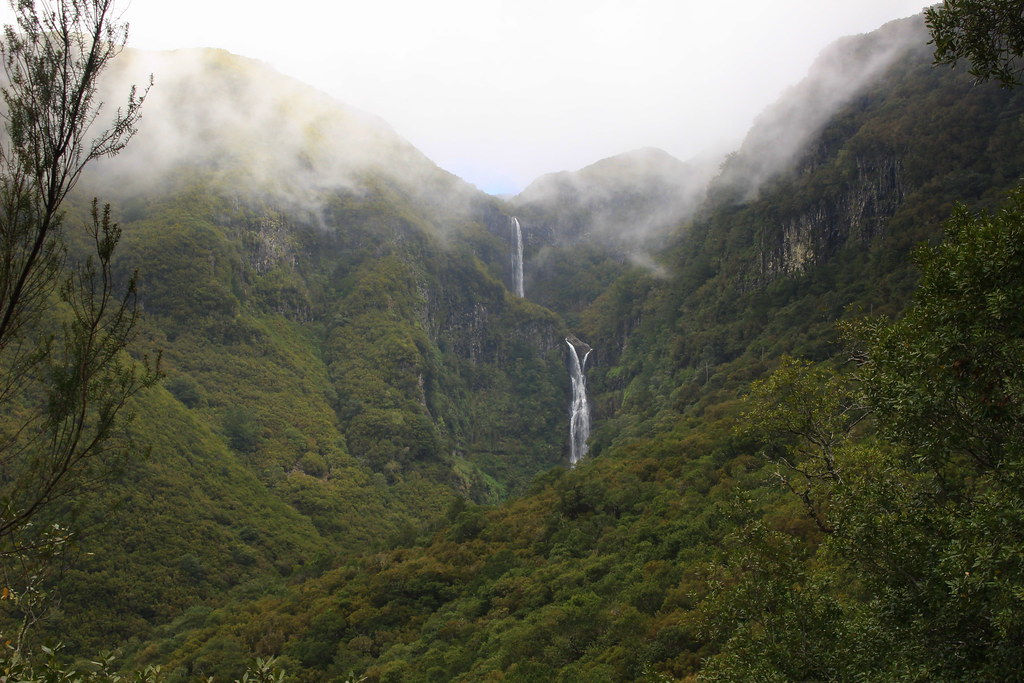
{"left": 2, "top": 0, "right": 1024, "bottom": 680}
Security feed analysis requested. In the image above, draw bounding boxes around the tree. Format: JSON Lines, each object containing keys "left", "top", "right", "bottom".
{"left": 0, "top": 0, "right": 155, "bottom": 639}
{"left": 708, "top": 190, "right": 1024, "bottom": 679}
{"left": 927, "top": 0, "right": 1024, "bottom": 86}
{"left": 737, "top": 357, "right": 866, "bottom": 533}
{"left": 832, "top": 190, "right": 1024, "bottom": 677}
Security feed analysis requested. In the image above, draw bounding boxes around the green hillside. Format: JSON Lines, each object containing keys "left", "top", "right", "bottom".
{"left": 8, "top": 8, "right": 1024, "bottom": 682}
{"left": 9, "top": 47, "right": 580, "bottom": 658}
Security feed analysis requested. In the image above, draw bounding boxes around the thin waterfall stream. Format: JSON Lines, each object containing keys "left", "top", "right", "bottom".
{"left": 511, "top": 216, "right": 524, "bottom": 297}
{"left": 566, "top": 338, "right": 592, "bottom": 466}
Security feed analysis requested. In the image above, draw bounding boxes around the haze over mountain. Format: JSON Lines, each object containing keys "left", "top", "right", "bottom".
{"left": 8, "top": 0, "right": 926, "bottom": 193}
{"left": 72, "top": 11, "right": 1024, "bottom": 678}
{"left": 512, "top": 146, "right": 716, "bottom": 248}
{"left": 6, "top": 4, "right": 1024, "bottom": 681}
{"left": 90, "top": 47, "right": 491, "bottom": 230}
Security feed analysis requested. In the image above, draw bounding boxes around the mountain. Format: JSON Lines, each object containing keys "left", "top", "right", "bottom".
{"left": 92, "top": 47, "right": 577, "bottom": 487}
{"left": 36, "top": 46, "right": 586, "bottom": 653}
{"left": 512, "top": 146, "right": 713, "bottom": 247}
{"left": 710, "top": 14, "right": 925, "bottom": 203}
{"left": 95, "top": 49, "right": 480, "bottom": 217}
{"left": 17, "top": 10, "right": 1024, "bottom": 681}
{"left": 503, "top": 147, "right": 715, "bottom": 326}
{"left": 501, "top": 16, "right": 924, "bottom": 329}
{"left": 584, "top": 14, "right": 1024, "bottom": 452}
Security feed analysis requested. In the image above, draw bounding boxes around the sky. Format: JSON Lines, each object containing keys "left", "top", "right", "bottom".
{"left": 2, "top": 0, "right": 929, "bottom": 194}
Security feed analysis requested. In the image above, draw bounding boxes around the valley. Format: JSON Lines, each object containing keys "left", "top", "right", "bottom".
{"left": 3, "top": 4, "right": 1024, "bottom": 681}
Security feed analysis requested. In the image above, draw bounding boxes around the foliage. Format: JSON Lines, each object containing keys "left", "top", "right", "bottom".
{"left": 1, "top": 201, "right": 160, "bottom": 546}
{"left": 18, "top": 10, "right": 1024, "bottom": 683}
{"left": 927, "top": 0, "right": 1024, "bottom": 86}
{"left": 848, "top": 191, "right": 1024, "bottom": 471}
{"left": 15, "top": 156, "right": 569, "bottom": 662}
{"left": 0, "top": 642, "right": 164, "bottom": 681}
{"left": 223, "top": 407, "right": 261, "bottom": 454}
{"left": 0, "top": 642, "right": 284, "bottom": 682}
{"left": 703, "top": 187, "right": 1024, "bottom": 679}
{"left": 112, "top": 23, "right": 1024, "bottom": 680}
{"left": 0, "top": 0, "right": 159, "bottom": 661}
{"left": 0, "top": 0, "right": 152, "bottom": 540}
{"left": 837, "top": 190, "right": 1024, "bottom": 677}
{"left": 737, "top": 357, "right": 865, "bottom": 532}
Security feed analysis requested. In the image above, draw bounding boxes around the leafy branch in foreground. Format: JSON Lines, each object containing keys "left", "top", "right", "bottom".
{"left": 927, "top": 0, "right": 1024, "bottom": 86}
{"left": 714, "top": 186, "right": 1024, "bottom": 679}
{"left": 0, "top": 0, "right": 155, "bottom": 654}
{"left": 1, "top": 202, "right": 158, "bottom": 546}
{"left": 737, "top": 357, "right": 866, "bottom": 533}
{"left": 0, "top": 643, "right": 286, "bottom": 682}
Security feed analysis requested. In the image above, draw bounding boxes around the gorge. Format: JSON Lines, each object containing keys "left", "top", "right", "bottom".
{"left": 5, "top": 6, "right": 1024, "bottom": 682}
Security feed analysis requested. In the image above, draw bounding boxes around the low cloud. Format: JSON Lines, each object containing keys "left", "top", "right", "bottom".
{"left": 85, "top": 47, "right": 485, "bottom": 230}
{"left": 713, "top": 16, "right": 927, "bottom": 201}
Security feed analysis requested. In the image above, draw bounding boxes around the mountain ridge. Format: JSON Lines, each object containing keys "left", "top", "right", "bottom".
{"left": 17, "top": 10, "right": 1024, "bottom": 681}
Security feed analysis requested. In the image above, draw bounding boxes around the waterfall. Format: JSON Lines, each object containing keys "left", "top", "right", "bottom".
{"left": 511, "top": 216, "right": 525, "bottom": 297}
{"left": 566, "top": 338, "right": 592, "bottom": 466}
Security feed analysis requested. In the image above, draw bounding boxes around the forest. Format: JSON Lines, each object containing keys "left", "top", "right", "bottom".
{"left": 2, "top": 0, "right": 1024, "bottom": 680}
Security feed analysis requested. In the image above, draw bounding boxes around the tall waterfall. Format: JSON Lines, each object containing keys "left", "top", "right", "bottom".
{"left": 566, "top": 338, "right": 592, "bottom": 466}
{"left": 511, "top": 217, "right": 525, "bottom": 297}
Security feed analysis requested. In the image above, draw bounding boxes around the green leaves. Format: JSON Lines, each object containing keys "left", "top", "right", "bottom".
{"left": 927, "top": 0, "right": 1024, "bottom": 87}
{"left": 847, "top": 190, "right": 1024, "bottom": 475}
{"left": 737, "top": 357, "right": 865, "bottom": 532}
{"left": 700, "top": 185, "right": 1024, "bottom": 679}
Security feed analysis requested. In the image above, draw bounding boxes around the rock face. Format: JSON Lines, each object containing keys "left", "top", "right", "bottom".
{"left": 712, "top": 16, "right": 925, "bottom": 205}
{"left": 246, "top": 215, "right": 298, "bottom": 274}
{"left": 758, "top": 155, "right": 905, "bottom": 278}
{"left": 673, "top": 17, "right": 949, "bottom": 286}
{"left": 423, "top": 268, "right": 565, "bottom": 365}
{"left": 680, "top": 16, "right": 927, "bottom": 284}
{"left": 578, "top": 11, "right": 1024, "bottom": 422}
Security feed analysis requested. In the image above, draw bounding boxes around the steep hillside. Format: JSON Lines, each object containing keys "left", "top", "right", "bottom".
{"left": 127, "top": 14, "right": 1024, "bottom": 681}
{"left": 32, "top": 48, "right": 586, "bottom": 653}
{"left": 505, "top": 15, "right": 925, "bottom": 329}
{"left": 505, "top": 148, "right": 713, "bottom": 327}
{"left": 91, "top": 48, "right": 578, "bottom": 492}
{"left": 585, "top": 14, "right": 1024, "bottom": 450}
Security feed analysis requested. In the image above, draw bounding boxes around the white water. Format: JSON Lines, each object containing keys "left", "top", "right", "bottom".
{"left": 566, "top": 339, "right": 592, "bottom": 466}
{"left": 511, "top": 216, "right": 524, "bottom": 297}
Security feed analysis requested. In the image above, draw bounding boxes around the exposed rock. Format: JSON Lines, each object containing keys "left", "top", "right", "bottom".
{"left": 246, "top": 214, "right": 297, "bottom": 274}
{"left": 758, "top": 155, "right": 904, "bottom": 278}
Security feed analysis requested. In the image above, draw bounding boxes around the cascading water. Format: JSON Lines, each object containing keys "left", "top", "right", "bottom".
{"left": 566, "top": 338, "right": 592, "bottom": 466}
{"left": 511, "top": 216, "right": 525, "bottom": 297}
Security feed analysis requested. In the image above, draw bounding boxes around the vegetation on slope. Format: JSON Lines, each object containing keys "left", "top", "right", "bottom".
{"left": 107, "top": 13, "right": 1024, "bottom": 681}
{"left": 11, "top": 5, "right": 1024, "bottom": 682}
{"left": 146, "top": 157, "right": 1024, "bottom": 683}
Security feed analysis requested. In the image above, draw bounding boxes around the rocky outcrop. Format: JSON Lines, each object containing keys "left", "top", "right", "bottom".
{"left": 425, "top": 287, "right": 564, "bottom": 365}
{"left": 245, "top": 214, "right": 298, "bottom": 274}
{"left": 759, "top": 155, "right": 904, "bottom": 277}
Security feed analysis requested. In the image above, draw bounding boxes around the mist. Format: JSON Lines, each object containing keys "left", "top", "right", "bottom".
{"left": 82, "top": 47, "right": 490, "bottom": 231}
{"left": 504, "top": 15, "right": 927, "bottom": 263}
{"left": 714, "top": 15, "right": 929, "bottom": 202}
{"left": 511, "top": 146, "right": 720, "bottom": 248}
{"left": 0, "top": 0, "right": 927, "bottom": 196}
{"left": 54, "top": 6, "right": 935, "bottom": 295}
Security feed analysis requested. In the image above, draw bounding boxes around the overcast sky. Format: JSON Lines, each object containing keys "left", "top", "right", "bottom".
{"left": 3, "top": 1, "right": 929, "bottom": 194}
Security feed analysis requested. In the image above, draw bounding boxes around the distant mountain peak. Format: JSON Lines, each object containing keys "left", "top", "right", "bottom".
{"left": 89, "top": 46, "right": 481, "bottom": 222}
{"left": 511, "top": 147, "right": 716, "bottom": 248}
